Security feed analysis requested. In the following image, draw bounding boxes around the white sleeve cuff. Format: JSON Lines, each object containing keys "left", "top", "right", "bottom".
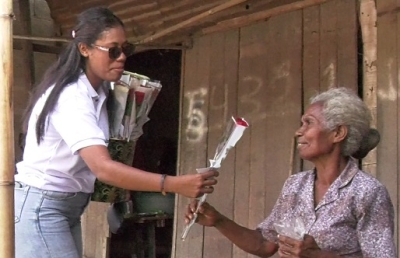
{"left": 71, "top": 138, "right": 107, "bottom": 155}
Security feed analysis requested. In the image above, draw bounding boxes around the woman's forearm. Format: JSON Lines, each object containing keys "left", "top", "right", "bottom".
{"left": 98, "top": 159, "right": 171, "bottom": 191}
{"left": 80, "top": 145, "right": 178, "bottom": 192}
{"left": 214, "top": 215, "right": 278, "bottom": 257}
{"left": 80, "top": 145, "right": 217, "bottom": 198}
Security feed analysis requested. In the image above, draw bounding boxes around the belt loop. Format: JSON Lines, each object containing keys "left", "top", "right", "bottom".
{"left": 15, "top": 181, "right": 23, "bottom": 188}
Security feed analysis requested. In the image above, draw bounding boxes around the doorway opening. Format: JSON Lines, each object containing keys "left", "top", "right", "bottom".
{"left": 109, "top": 49, "right": 182, "bottom": 258}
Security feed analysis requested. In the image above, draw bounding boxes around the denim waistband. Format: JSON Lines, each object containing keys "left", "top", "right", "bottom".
{"left": 14, "top": 181, "right": 91, "bottom": 197}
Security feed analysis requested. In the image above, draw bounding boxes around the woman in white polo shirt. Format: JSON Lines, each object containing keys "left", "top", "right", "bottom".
{"left": 14, "top": 7, "right": 218, "bottom": 258}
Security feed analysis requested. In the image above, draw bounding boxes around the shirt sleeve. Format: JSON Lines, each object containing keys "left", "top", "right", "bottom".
{"left": 51, "top": 90, "right": 107, "bottom": 155}
{"left": 256, "top": 176, "right": 295, "bottom": 243}
{"left": 356, "top": 184, "right": 397, "bottom": 258}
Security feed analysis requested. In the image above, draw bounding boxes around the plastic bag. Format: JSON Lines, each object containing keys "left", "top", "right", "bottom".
{"left": 273, "top": 217, "right": 306, "bottom": 241}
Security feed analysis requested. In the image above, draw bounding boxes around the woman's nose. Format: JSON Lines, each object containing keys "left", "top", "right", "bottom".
{"left": 116, "top": 52, "right": 127, "bottom": 62}
{"left": 295, "top": 126, "right": 303, "bottom": 136}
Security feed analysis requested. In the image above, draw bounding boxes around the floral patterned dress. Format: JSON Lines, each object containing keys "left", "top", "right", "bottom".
{"left": 257, "top": 159, "right": 397, "bottom": 258}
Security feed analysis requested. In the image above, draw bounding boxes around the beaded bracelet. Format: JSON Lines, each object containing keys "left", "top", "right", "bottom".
{"left": 160, "top": 174, "right": 167, "bottom": 196}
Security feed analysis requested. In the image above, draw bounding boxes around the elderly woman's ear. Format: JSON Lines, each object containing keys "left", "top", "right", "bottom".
{"left": 352, "top": 128, "right": 380, "bottom": 160}
{"left": 333, "top": 125, "right": 348, "bottom": 143}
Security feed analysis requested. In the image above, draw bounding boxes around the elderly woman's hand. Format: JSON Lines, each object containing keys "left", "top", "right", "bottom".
{"left": 277, "top": 234, "right": 322, "bottom": 258}
{"left": 185, "top": 200, "right": 223, "bottom": 227}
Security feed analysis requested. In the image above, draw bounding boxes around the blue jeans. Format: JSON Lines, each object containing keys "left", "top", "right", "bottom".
{"left": 14, "top": 182, "right": 91, "bottom": 258}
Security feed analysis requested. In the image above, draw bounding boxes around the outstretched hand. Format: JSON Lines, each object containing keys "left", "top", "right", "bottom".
{"left": 185, "top": 199, "right": 222, "bottom": 227}
{"left": 176, "top": 169, "right": 219, "bottom": 198}
{"left": 277, "top": 234, "right": 321, "bottom": 258}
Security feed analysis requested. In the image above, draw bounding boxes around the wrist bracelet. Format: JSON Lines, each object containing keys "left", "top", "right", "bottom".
{"left": 160, "top": 174, "right": 167, "bottom": 196}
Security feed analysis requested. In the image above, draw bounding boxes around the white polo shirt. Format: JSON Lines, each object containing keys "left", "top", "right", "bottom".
{"left": 15, "top": 73, "right": 109, "bottom": 193}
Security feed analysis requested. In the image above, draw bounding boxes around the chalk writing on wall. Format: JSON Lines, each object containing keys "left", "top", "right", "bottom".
{"left": 378, "top": 58, "right": 396, "bottom": 101}
{"left": 322, "top": 62, "right": 336, "bottom": 89}
{"left": 184, "top": 88, "right": 208, "bottom": 142}
{"left": 240, "top": 76, "right": 266, "bottom": 122}
{"left": 208, "top": 83, "right": 229, "bottom": 132}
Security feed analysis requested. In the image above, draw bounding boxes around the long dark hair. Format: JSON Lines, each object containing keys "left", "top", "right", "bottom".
{"left": 23, "top": 7, "right": 124, "bottom": 144}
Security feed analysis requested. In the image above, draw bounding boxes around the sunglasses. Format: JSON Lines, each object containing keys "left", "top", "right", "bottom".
{"left": 92, "top": 43, "right": 135, "bottom": 60}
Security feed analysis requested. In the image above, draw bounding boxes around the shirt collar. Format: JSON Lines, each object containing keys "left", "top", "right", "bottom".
{"left": 78, "top": 72, "right": 107, "bottom": 100}
{"left": 336, "top": 158, "right": 359, "bottom": 188}
{"left": 311, "top": 158, "right": 359, "bottom": 211}
{"left": 312, "top": 158, "right": 359, "bottom": 189}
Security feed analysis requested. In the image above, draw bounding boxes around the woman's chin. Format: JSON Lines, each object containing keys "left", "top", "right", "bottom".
{"left": 298, "top": 152, "right": 312, "bottom": 161}
{"left": 107, "top": 70, "right": 124, "bottom": 82}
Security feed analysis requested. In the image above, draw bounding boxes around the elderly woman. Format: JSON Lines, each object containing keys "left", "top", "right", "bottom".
{"left": 185, "top": 87, "right": 396, "bottom": 258}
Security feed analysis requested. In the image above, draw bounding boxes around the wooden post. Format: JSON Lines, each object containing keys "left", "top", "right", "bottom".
{"left": 0, "top": 0, "right": 15, "bottom": 257}
{"left": 359, "top": 0, "right": 377, "bottom": 176}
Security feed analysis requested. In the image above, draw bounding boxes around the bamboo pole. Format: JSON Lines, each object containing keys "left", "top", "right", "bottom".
{"left": 13, "top": 35, "right": 190, "bottom": 50}
{"left": 134, "top": 0, "right": 250, "bottom": 44}
{"left": 358, "top": 0, "right": 377, "bottom": 176}
{"left": 0, "top": 1, "right": 15, "bottom": 257}
{"left": 13, "top": 34, "right": 70, "bottom": 42}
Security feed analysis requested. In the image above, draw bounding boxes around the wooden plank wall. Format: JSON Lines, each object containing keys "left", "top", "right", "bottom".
{"left": 82, "top": 202, "right": 110, "bottom": 258}
{"left": 376, "top": 0, "right": 400, "bottom": 251}
{"left": 302, "top": 0, "right": 358, "bottom": 170}
{"left": 174, "top": 0, "right": 360, "bottom": 258}
{"left": 243, "top": 11, "right": 303, "bottom": 258}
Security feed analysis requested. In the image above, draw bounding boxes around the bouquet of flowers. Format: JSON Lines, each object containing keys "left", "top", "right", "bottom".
{"left": 91, "top": 71, "right": 162, "bottom": 203}
{"left": 108, "top": 71, "right": 162, "bottom": 141}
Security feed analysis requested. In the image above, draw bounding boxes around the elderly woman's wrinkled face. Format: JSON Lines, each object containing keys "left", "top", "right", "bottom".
{"left": 295, "top": 103, "right": 336, "bottom": 161}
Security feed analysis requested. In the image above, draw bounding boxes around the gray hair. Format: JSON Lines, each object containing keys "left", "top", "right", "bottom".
{"left": 310, "top": 87, "right": 372, "bottom": 157}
